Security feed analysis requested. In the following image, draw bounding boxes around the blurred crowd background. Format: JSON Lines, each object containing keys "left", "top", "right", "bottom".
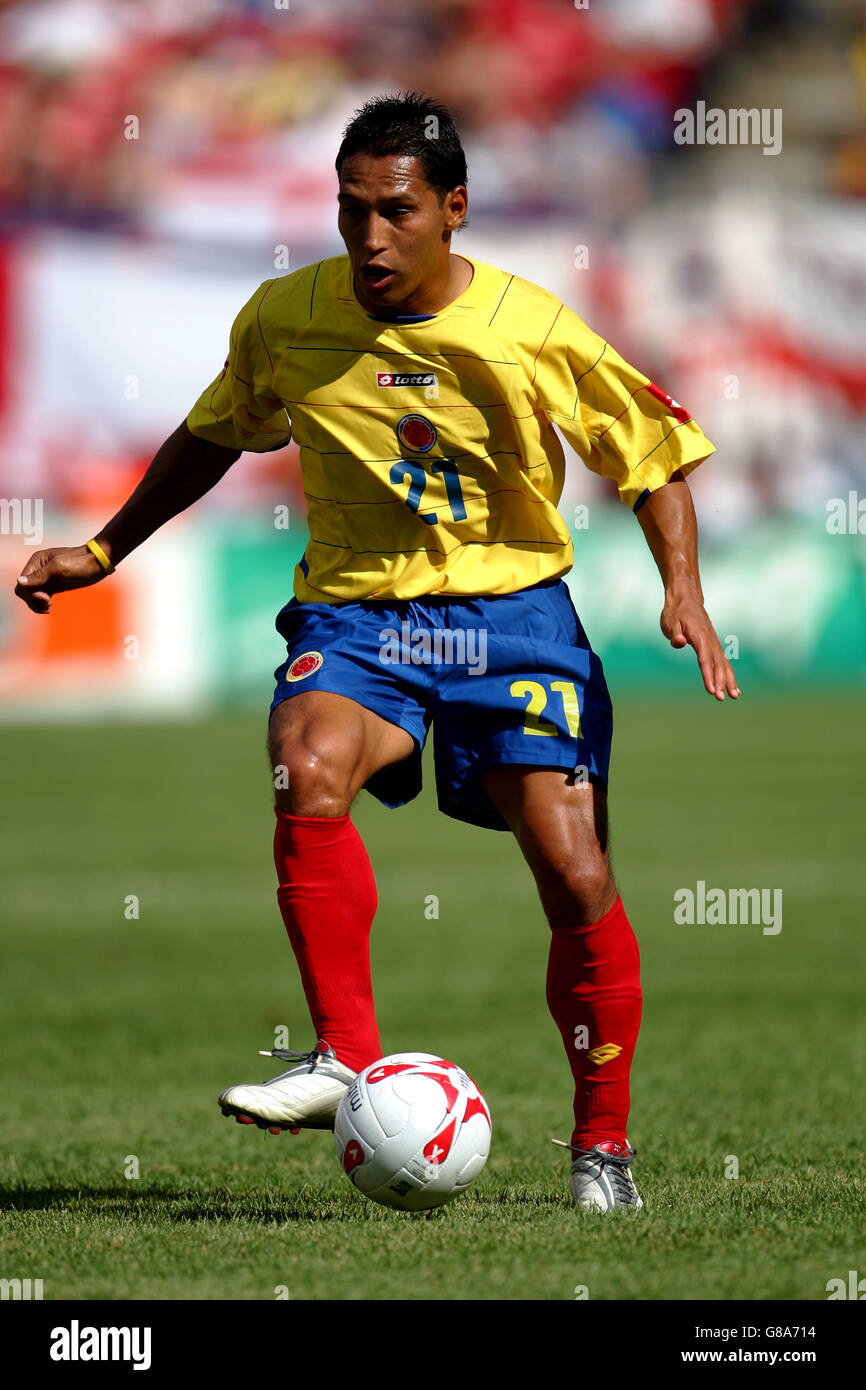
{"left": 0, "top": 0, "right": 863, "bottom": 715}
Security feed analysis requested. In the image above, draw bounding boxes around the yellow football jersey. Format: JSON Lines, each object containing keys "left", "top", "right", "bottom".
{"left": 186, "top": 254, "right": 714, "bottom": 603}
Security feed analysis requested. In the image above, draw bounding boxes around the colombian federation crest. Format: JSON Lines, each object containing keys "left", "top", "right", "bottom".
{"left": 285, "top": 650, "right": 323, "bottom": 682}
{"left": 396, "top": 413, "right": 437, "bottom": 453}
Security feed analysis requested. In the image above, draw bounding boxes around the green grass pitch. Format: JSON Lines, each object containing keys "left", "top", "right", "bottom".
{"left": 1, "top": 692, "right": 863, "bottom": 1300}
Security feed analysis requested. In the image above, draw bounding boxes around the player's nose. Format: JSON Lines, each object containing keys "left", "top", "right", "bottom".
{"left": 362, "top": 213, "right": 390, "bottom": 254}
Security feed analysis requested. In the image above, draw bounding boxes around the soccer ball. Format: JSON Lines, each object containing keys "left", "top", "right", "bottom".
{"left": 334, "top": 1052, "right": 492, "bottom": 1211}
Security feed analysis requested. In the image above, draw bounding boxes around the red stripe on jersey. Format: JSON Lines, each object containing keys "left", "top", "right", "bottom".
{"left": 256, "top": 281, "right": 277, "bottom": 372}
{"left": 596, "top": 381, "right": 650, "bottom": 441}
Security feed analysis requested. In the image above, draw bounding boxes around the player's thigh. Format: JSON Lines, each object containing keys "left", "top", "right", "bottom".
{"left": 481, "top": 766, "right": 616, "bottom": 925}
{"left": 268, "top": 690, "right": 415, "bottom": 814}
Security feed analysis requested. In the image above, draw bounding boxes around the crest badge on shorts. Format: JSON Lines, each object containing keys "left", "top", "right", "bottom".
{"left": 286, "top": 650, "right": 323, "bottom": 682}
{"left": 396, "top": 413, "right": 437, "bottom": 453}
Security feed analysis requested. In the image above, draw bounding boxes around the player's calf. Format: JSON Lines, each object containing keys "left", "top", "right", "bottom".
{"left": 535, "top": 858, "right": 617, "bottom": 929}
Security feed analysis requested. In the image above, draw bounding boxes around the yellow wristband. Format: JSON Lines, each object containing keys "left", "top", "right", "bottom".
{"left": 86, "top": 538, "right": 115, "bottom": 573}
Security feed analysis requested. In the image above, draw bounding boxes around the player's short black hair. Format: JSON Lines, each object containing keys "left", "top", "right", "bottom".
{"left": 335, "top": 91, "right": 468, "bottom": 204}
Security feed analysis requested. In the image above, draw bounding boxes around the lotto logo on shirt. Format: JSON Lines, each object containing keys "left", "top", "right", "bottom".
{"left": 377, "top": 372, "right": 437, "bottom": 388}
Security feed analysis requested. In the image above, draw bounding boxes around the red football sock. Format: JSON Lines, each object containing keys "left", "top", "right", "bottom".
{"left": 546, "top": 895, "right": 642, "bottom": 1151}
{"left": 273, "top": 808, "right": 381, "bottom": 1073}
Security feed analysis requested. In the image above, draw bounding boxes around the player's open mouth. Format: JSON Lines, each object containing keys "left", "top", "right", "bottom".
{"left": 360, "top": 264, "right": 396, "bottom": 291}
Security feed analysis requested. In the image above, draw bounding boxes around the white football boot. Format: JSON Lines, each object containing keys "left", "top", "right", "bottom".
{"left": 555, "top": 1139, "right": 644, "bottom": 1212}
{"left": 219, "top": 1042, "right": 356, "bottom": 1134}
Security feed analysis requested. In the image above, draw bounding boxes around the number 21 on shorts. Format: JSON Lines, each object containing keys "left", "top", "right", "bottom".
{"left": 509, "top": 679, "right": 582, "bottom": 738}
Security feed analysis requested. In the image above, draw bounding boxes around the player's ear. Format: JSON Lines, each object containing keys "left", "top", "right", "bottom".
{"left": 443, "top": 186, "right": 468, "bottom": 232}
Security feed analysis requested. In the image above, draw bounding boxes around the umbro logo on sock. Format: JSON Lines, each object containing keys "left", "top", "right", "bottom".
{"left": 586, "top": 1043, "right": 622, "bottom": 1066}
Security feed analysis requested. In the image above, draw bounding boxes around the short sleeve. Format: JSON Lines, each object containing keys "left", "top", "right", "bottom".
{"left": 185, "top": 280, "right": 292, "bottom": 453}
{"left": 535, "top": 304, "right": 715, "bottom": 511}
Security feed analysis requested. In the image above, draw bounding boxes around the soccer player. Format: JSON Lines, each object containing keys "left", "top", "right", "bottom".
{"left": 15, "top": 93, "right": 738, "bottom": 1212}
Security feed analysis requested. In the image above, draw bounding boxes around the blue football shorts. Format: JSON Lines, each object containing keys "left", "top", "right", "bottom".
{"left": 270, "top": 577, "right": 613, "bottom": 832}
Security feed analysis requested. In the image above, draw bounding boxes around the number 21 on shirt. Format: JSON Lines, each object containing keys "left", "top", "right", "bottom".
{"left": 390, "top": 459, "right": 468, "bottom": 526}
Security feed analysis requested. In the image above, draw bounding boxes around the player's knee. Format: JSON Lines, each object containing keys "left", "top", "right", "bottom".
{"left": 268, "top": 736, "right": 356, "bottom": 817}
{"left": 537, "top": 858, "right": 615, "bottom": 928}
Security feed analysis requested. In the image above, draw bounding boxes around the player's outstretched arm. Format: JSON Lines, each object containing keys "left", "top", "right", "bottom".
{"left": 636, "top": 469, "right": 740, "bottom": 701}
{"left": 14, "top": 421, "right": 240, "bottom": 614}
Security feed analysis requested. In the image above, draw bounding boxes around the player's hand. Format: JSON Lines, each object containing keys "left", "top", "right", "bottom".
{"left": 14, "top": 545, "right": 111, "bottom": 615}
{"left": 660, "top": 590, "right": 740, "bottom": 701}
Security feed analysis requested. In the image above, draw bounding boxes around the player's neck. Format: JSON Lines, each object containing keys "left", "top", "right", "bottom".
{"left": 422, "top": 253, "right": 474, "bottom": 314}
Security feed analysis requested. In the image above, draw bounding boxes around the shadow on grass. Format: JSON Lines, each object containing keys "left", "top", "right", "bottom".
{"left": 1, "top": 1185, "right": 361, "bottom": 1224}
{"left": 0, "top": 1184, "right": 568, "bottom": 1224}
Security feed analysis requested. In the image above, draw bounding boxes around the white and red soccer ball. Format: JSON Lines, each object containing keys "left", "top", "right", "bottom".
{"left": 334, "top": 1052, "right": 492, "bottom": 1211}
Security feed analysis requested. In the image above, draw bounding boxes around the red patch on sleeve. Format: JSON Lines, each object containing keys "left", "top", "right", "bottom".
{"left": 646, "top": 381, "right": 692, "bottom": 423}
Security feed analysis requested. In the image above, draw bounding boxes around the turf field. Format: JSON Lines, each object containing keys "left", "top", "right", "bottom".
{"left": 1, "top": 692, "right": 863, "bottom": 1301}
